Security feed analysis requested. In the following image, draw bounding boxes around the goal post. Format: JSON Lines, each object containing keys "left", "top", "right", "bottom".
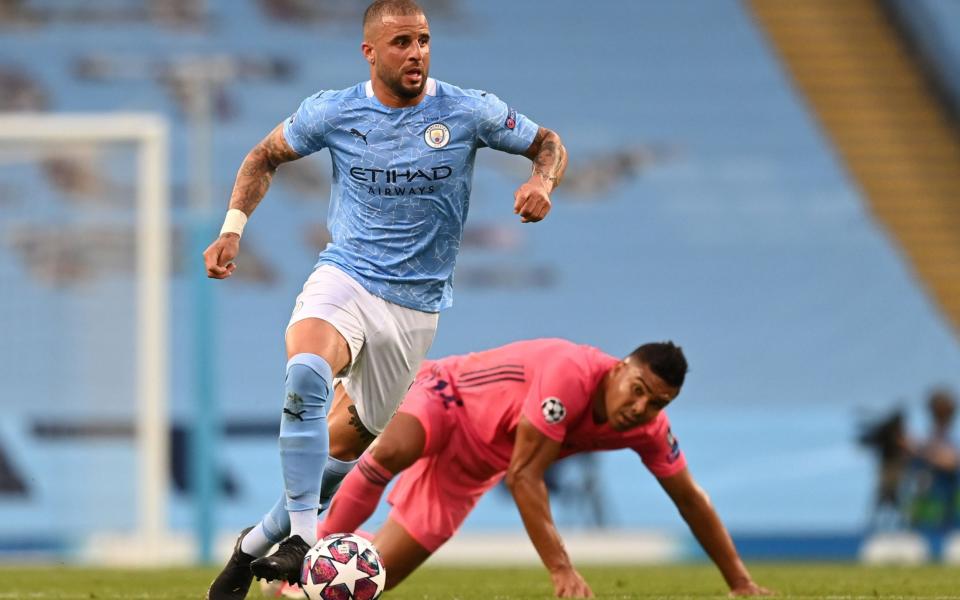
{"left": 0, "top": 113, "right": 171, "bottom": 561}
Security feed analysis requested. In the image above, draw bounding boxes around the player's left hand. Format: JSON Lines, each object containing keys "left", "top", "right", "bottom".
{"left": 729, "top": 581, "right": 774, "bottom": 596}
{"left": 550, "top": 567, "right": 594, "bottom": 598}
{"left": 513, "top": 179, "right": 552, "bottom": 223}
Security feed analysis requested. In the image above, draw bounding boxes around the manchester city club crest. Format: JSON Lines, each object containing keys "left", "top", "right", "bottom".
{"left": 424, "top": 122, "right": 450, "bottom": 148}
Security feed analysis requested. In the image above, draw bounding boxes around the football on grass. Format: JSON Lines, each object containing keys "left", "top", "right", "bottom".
{"left": 300, "top": 533, "right": 386, "bottom": 600}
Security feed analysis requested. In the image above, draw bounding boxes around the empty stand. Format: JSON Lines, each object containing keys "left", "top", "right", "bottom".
{"left": 749, "top": 0, "right": 960, "bottom": 333}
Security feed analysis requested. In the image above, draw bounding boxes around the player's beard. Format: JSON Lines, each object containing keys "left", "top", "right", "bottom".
{"left": 379, "top": 64, "right": 427, "bottom": 100}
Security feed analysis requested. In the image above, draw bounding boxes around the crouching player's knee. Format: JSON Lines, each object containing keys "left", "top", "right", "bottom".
{"left": 368, "top": 413, "right": 426, "bottom": 474}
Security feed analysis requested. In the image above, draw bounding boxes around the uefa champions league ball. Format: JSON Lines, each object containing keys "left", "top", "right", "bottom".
{"left": 300, "top": 533, "right": 386, "bottom": 600}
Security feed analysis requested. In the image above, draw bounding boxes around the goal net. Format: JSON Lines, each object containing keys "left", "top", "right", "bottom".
{"left": 0, "top": 113, "right": 172, "bottom": 563}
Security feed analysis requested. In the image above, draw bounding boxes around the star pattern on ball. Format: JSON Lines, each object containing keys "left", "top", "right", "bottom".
{"left": 327, "top": 553, "right": 368, "bottom": 596}
{"left": 301, "top": 534, "right": 386, "bottom": 600}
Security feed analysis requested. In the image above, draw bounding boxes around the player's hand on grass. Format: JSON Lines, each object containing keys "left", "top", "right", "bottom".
{"left": 203, "top": 233, "right": 240, "bottom": 279}
{"left": 728, "top": 580, "right": 774, "bottom": 596}
{"left": 549, "top": 567, "right": 594, "bottom": 598}
{"left": 513, "top": 179, "right": 552, "bottom": 223}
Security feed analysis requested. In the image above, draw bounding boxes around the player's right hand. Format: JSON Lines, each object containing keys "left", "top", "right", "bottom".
{"left": 203, "top": 233, "right": 240, "bottom": 279}
{"left": 550, "top": 567, "right": 594, "bottom": 598}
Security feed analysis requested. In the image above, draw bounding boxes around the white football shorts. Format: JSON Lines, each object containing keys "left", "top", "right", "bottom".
{"left": 287, "top": 265, "right": 439, "bottom": 434}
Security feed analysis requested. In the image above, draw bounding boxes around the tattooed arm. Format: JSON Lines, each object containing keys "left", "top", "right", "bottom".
{"left": 513, "top": 127, "right": 568, "bottom": 223}
{"left": 227, "top": 122, "right": 302, "bottom": 216}
{"left": 203, "top": 122, "right": 301, "bottom": 279}
{"left": 524, "top": 127, "right": 568, "bottom": 191}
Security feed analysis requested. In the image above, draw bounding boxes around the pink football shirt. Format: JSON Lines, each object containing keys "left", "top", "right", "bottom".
{"left": 431, "top": 338, "right": 686, "bottom": 478}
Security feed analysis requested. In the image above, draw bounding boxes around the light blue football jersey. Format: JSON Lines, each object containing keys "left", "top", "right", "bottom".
{"left": 282, "top": 78, "right": 539, "bottom": 312}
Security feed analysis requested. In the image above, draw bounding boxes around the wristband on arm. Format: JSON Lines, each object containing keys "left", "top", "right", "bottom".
{"left": 219, "top": 208, "right": 248, "bottom": 238}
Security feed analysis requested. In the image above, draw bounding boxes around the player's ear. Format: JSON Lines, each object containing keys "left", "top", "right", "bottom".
{"left": 361, "top": 42, "right": 375, "bottom": 65}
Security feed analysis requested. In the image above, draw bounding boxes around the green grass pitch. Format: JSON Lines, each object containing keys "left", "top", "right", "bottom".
{"left": 0, "top": 563, "right": 959, "bottom": 599}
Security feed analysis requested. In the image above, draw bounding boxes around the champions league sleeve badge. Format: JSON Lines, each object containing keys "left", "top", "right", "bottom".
{"left": 424, "top": 122, "right": 451, "bottom": 148}
{"left": 541, "top": 397, "right": 566, "bottom": 424}
{"left": 505, "top": 108, "right": 517, "bottom": 130}
{"left": 666, "top": 427, "right": 681, "bottom": 463}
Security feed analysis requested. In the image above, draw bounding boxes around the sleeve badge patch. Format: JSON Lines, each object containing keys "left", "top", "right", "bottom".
{"left": 666, "top": 427, "right": 681, "bottom": 463}
{"left": 505, "top": 107, "right": 517, "bottom": 130}
{"left": 541, "top": 397, "right": 566, "bottom": 424}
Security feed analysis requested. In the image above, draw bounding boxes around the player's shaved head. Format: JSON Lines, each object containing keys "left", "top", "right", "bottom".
{"left": 363, "top": 0, "right": 425, "bottom": 37}
{"left": 361, "top": 0, "right": 430, "bottom": 106}
{"left": 629, "top": 341, "right": 688, "bottom": 389}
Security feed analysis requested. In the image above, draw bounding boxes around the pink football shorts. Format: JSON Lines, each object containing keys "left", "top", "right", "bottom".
{"left": 386, "top": 366, "right": 503, "bottom": 552}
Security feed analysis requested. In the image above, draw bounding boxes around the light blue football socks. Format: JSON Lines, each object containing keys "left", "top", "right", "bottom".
{"left": 240, "top": 353, "right": 351, "bottom": 555}
{"left": 279, "top": 352, "right": 332, "bottom": 544}
{"left": 242, "top": 454, "right": 361, "bottom": 556}
{"left": 318, "top": 455, "right": 360, "bottom": 514}
{"left": 241, "top": 496, "right": 289, "bottom": 557}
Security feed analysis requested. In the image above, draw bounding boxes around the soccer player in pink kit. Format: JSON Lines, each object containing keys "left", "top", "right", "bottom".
{"left": 316, "top": 338, "right": 772, "bottom": 597}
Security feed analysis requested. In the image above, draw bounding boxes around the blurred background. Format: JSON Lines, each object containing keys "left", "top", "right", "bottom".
{"left": 1, "top": 0, "right": 960, "bottom": 568}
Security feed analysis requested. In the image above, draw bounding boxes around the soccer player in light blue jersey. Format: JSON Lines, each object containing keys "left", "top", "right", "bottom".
{"left": 204, "top": 1, "right": 567, "bottom": 597}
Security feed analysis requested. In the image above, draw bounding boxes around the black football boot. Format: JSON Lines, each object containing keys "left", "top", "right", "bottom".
{"left": 205, "top": 526, "right": 256, "bottom": 600}
{"left": 249, "top": 535, "right": 311, "bottom": 585}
